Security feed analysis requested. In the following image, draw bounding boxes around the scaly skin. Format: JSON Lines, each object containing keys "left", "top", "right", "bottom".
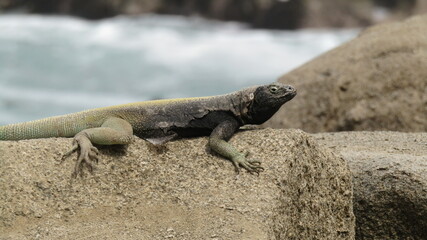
{"left": 0, "top": 83, "right": 296, "bottom": 177}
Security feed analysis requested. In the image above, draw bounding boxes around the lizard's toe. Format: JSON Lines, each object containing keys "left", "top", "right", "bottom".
{"left": 61, "top": 140, "right": 78, "bottom": 162}
{"left": 247, "top": 159, "right": 262, "bottom": 166}
{"left": 89, "top": 147, "right": 100, "bottom": 163}
{"left": 73, "top": 148, "right": 100, "bottom": 178}
{"left": 242, "top": 161, "right": 264, "bottom": 174}
{"left": 231, "top": 155, "right": 264, "bottom": 174}
{"left": 91, "top": 146, "right": 100, "bottom": 155}
{"left": 68, "top": 134, "right": 101, "bottom": 178}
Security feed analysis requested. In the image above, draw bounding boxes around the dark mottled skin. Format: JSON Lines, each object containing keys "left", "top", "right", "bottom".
{"left": 0, "top": 83, "right": 296, "bottom": 177}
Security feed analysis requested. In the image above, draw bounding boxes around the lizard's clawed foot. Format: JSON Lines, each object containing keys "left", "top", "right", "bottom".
{"left": 231, "top": 152, "right": 264, "bottom": 174}
{"left": 61, "top": 134, "right": 100, "bottom": 178}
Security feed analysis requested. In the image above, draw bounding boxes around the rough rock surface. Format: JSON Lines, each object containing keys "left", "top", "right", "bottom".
{"left": 0, "top": 129, "right": 354, "bottom": 239}
{"left": 267, "top": 14, "right": 427, "bottom": 132}
{"left": 315, "top": 131, "right": 427, "bottom": 240}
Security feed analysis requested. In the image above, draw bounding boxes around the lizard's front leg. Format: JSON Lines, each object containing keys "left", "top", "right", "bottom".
{"left": 62, "top": 117, "right": 133, "bottom": 177}
{"left": 209, "top": 119, "right": 264, "bottom": 174}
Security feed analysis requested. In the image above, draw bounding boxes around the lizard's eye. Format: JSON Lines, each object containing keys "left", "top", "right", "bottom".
{"left": 269, "top": 86, "right": 279, "bottom": 93}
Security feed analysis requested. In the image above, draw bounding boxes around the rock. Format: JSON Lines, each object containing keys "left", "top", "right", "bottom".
{"left": 300, "top": 0, "right": 373, "bottom": 28}
{"left": 0, "top": 129, "right": 355, "bottom": 239}
{"left": 268, "top": 14, "right": 427, "bottom": 132}
{"left": 1, "top": 0, "right": 427, "bottom": 29}
{"left": 314, "top": 131, "right": 427, "bottom": 239}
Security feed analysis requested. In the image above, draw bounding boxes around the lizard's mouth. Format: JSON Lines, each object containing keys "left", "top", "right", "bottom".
{"left": 280, "top": 87, "right": 297, "bottom": 101}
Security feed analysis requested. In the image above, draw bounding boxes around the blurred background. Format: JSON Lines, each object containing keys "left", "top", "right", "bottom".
{"left": 0, "top": 0, "right": 425, "bottom": 125}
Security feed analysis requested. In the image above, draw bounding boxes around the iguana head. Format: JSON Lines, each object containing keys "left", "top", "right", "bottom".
{"left": 244, "top": 82, "right": 296, "bottom": 124}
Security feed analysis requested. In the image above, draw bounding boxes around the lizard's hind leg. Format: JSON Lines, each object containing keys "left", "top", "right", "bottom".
{"left": 62, "top": 117, "right": 133, "bottom": 178}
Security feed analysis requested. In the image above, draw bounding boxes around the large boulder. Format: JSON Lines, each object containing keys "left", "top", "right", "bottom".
{"left": 0, "top": 129, "right": 354, "bottom": 239}
{"left": 267, "top": 14, "right": 427, "bottom": 132}
{"left": 315, "top": 131, "right": 427, "bottom": 239}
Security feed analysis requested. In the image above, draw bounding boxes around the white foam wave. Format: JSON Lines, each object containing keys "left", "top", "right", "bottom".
{"left": 0, "top": 14, "right": 359, "bottom": 124}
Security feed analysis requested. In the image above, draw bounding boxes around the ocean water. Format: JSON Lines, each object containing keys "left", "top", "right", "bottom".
{"left": 0, "top": 14, "right": 358, "bottom": 125}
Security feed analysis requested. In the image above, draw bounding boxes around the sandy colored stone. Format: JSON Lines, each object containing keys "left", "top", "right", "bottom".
{"left": 267, "top": 14, "right": 427, "bottom": 132}
{"left": 315, "top": 131, "right": 427, "bottom": 240}
{"left": 0, "top": 129, "right": 354, "bottom": 239}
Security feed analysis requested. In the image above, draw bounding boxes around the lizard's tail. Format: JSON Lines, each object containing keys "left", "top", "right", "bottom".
{"left": 0, "top": 114, "right": 89, "bottom": 140}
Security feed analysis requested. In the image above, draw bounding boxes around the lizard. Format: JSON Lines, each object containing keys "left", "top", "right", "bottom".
{"left": 0, "top": 82, "right": 296, "bottom": 177}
